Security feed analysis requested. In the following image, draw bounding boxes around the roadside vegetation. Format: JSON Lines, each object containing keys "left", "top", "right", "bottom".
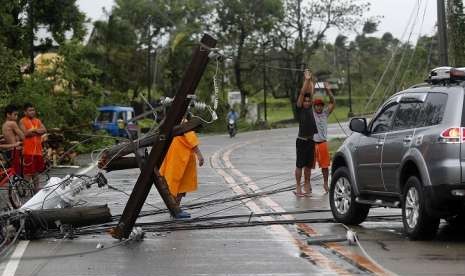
{"left": 0, "top": 1, "right": 464, "bottom": 152}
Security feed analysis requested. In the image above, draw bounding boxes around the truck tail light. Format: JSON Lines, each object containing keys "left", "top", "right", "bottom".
{"left": 439, "top": 127, "right": 463, "bottom": 143}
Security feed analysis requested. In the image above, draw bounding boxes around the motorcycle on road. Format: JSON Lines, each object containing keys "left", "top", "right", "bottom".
{"left": 227, "top": 119, "right": 236, "bottom": 138}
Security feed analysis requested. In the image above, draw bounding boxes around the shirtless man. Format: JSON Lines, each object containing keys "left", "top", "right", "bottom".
{"left": 2, "top": 104, "right": 24, "bottom": 174}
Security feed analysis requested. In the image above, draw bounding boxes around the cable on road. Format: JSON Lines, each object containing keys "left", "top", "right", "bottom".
{"left": 75, "top": 214, "right": 401, "bottom": 235}
{"left": 340, "top": 223, "right": 397, "bottom": 276}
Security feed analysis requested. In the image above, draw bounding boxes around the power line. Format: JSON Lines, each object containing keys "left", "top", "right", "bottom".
{"left": 377, "top": 0, "right": 424, "bottom": 107}
{"left": 364, "top": 0, "right": 423, "bottom": 112}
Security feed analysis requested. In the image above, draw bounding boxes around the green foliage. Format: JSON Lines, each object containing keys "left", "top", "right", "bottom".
{"left": 215, "top": 0, "right": 284, "bottom": 112}
{"left": 448, "top": 0, "right": 465, "bottom": 66}
{"left": 73, "top": 131, "right": 116, "bottom": 154}
{"left": 329, "top": 138, "right": 345, "bottom": 155}
{"left": 32, "top": 0, "right": 86, "bottom": 43}
{"left": 0, "top": 0, "right": 85, "bottom": 61}
{"left": 0, "top": 0, "right": 447, "bottom": 141}
{"left": 6, "top": 40, "right": 103, "bottom": 130}
{"left": 0, "top": 42, "right": 23, "bottom": 96}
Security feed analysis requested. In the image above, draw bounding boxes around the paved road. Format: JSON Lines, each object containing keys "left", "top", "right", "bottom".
{"left": 2, "top": 124, "right": 465, "bottom": 275}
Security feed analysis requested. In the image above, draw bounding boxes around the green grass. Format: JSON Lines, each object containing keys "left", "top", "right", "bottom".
{"left": 264, "top": 97, "right": 366, "bottom": 125}
{"left": 267, "top": 104, "right": 294, "bottom": 123}
{"left": 328, "top": 137, "right": 346, "bottom": 156}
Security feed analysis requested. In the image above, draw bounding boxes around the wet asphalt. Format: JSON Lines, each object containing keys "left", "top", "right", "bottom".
{"left": 2, "top": 123, "right": 465, "bottom": 275}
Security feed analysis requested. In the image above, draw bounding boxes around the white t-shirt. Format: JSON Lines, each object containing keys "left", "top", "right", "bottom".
{"left": 313, "top": 108, "right": 329, "bottom": 142}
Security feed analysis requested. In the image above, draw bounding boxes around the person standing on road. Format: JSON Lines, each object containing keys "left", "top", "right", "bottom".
{"left": 1, "top": 104, "right": 24, "bottom": 174}
{"left": 159, "top": 121, "right": 204, "bottom": 219}
{"left": 19, "top": 103, "right": 47, "bottom": 193}
{"left": 294, "top": 69, "right": 318, "bottom": 197}
{"left": 313, "top": 82, "right": 336, "bottom": 193}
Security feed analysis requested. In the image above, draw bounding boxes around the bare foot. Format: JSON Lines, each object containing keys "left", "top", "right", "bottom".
{"left": 293, "top": 191, "right": 305, "bottom": 197}
{"left": 323, "top": 185, "right": 329, "bottom": 193}
{"left": 303, "top": 188, "right": 312, "bottom": 197}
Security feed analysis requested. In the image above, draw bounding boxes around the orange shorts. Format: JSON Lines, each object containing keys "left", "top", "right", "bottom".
{"left": 314, "top": 142, "right": 330, "bottom": 169}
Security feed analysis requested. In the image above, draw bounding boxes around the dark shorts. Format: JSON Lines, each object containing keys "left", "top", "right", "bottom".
{"left": 296, "top": 138, "right": 315, "bottom": 169}
{"left": 7, "top": 149, "right": 22, "bottom": 175}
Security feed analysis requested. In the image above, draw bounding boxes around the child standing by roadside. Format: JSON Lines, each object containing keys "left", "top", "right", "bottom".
{"left": 313, "top": 82, "right": 336, "bottom": 193}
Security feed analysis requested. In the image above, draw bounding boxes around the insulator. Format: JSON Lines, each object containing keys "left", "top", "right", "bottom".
{"left": 161, "top": 97, "right": 174, "bottom": 106}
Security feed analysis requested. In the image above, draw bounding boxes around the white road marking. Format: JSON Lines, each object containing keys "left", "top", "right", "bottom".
{"left": 211, "top": 141, "right": 349, "bottom": 274}
{"left": 1, "top": 241, "right": 29, "bottom": 276}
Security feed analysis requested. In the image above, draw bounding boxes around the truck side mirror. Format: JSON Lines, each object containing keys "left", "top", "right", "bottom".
{"left": 349, "top": 118, "right": 368, "bottom": 134}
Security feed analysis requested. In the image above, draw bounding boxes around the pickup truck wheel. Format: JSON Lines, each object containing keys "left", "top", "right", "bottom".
{"left": 330, "top": 167, "right": 370, "bottom": 225}
{"left": 402, "top": 176, "right": 439, "bottom": 240}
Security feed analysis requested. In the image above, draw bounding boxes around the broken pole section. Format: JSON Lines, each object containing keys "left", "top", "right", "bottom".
{"left": 27, "top": 205, "right": 112, "bottom": 229}
{"left": 99, "top": 117, "right": 203, "bottom": 170}
{"left": 111, "top": 34, "right": 217, "bottom": 239}
{"left": 103, "top": 116, "right": 203, "bottom": 171}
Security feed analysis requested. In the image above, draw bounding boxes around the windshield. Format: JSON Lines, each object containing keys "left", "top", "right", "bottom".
{"left": 97, "top": 111, "right": 114, "bottom": 123}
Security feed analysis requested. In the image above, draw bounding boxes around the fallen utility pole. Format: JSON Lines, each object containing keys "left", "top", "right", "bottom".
{"left": 27, "top": 205, "right": 112, "bottom": 229}
{"left": 110, "top": 34, "right": 217, "bottom": 239}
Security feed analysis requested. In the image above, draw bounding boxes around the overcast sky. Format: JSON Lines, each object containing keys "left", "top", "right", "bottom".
{"left": 77, "top": 0, "right": 438, "bottom": 43}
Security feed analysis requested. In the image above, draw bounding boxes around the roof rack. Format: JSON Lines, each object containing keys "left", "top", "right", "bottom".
{"left": 426, "top": 66, "right": 465, "bottom": 84}
{"left": 408, "top": 82, "right": 430, "bottom": 89}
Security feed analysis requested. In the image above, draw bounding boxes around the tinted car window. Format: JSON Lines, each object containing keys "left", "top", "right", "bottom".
{"left": 418, "top": 93, "right": 448, "bottom": 127}
{"left": 371, "top": 102, "right": 399, "bottom": 133}
{"left": 392, "top": 101, "right": 424, "bottom": 130}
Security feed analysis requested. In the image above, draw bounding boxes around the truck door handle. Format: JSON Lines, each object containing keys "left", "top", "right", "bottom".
{"left": 403, "top": 135, "right": 413, "bottom": 143}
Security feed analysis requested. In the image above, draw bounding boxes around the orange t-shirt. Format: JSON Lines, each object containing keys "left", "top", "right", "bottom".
{"left": 20, "top": 117, "right": 43, "bottom": 156}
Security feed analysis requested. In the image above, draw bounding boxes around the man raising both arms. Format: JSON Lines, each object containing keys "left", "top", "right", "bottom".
{"left": 294, "top": 69, "right": 318, "bottom": 197}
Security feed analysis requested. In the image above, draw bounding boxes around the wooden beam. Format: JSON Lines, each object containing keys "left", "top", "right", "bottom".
{"left": 99, "top": 117, "right": 203, "bottom": 170}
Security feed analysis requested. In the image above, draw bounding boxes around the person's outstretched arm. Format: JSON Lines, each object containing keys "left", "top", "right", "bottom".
{"left": 297, "top": 69, "right": 314, "bottom": 108}
{"left": 324, "top": 82, "right": 336, "bottom": 114}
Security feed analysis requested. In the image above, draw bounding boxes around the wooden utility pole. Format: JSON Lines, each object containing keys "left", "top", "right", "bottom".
{"left": 262, "top": 42, "right": 267, "bottom": 122}
{"left": 111, "top": 34, "right": 217, "bottom": 239}
{"left": 346, "top": 48, "right": 353, "bottom": 117}
{"left": 29, "top": 0, "right": 35, "bottom": 73}
{"left": 437, "top": 0, "right": 449, "bottom": 66}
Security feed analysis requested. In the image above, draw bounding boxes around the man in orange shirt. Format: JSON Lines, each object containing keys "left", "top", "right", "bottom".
{"left": 159, "top": 128, "right": 204, "bottom": 219}
{"left": 19, "top": 103, "right": 47, "bottom": 192}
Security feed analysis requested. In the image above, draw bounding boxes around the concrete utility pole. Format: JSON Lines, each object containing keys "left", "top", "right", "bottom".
{"left": 111, "top": 34, "right": 217, "bottom": 239}
{"left": 437, "top": 0, "right": 449, "bottom": 66}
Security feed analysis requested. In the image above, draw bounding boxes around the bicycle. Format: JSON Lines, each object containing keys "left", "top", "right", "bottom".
{"left": 0, "top": 167, "right": 35, "bottom": 209}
